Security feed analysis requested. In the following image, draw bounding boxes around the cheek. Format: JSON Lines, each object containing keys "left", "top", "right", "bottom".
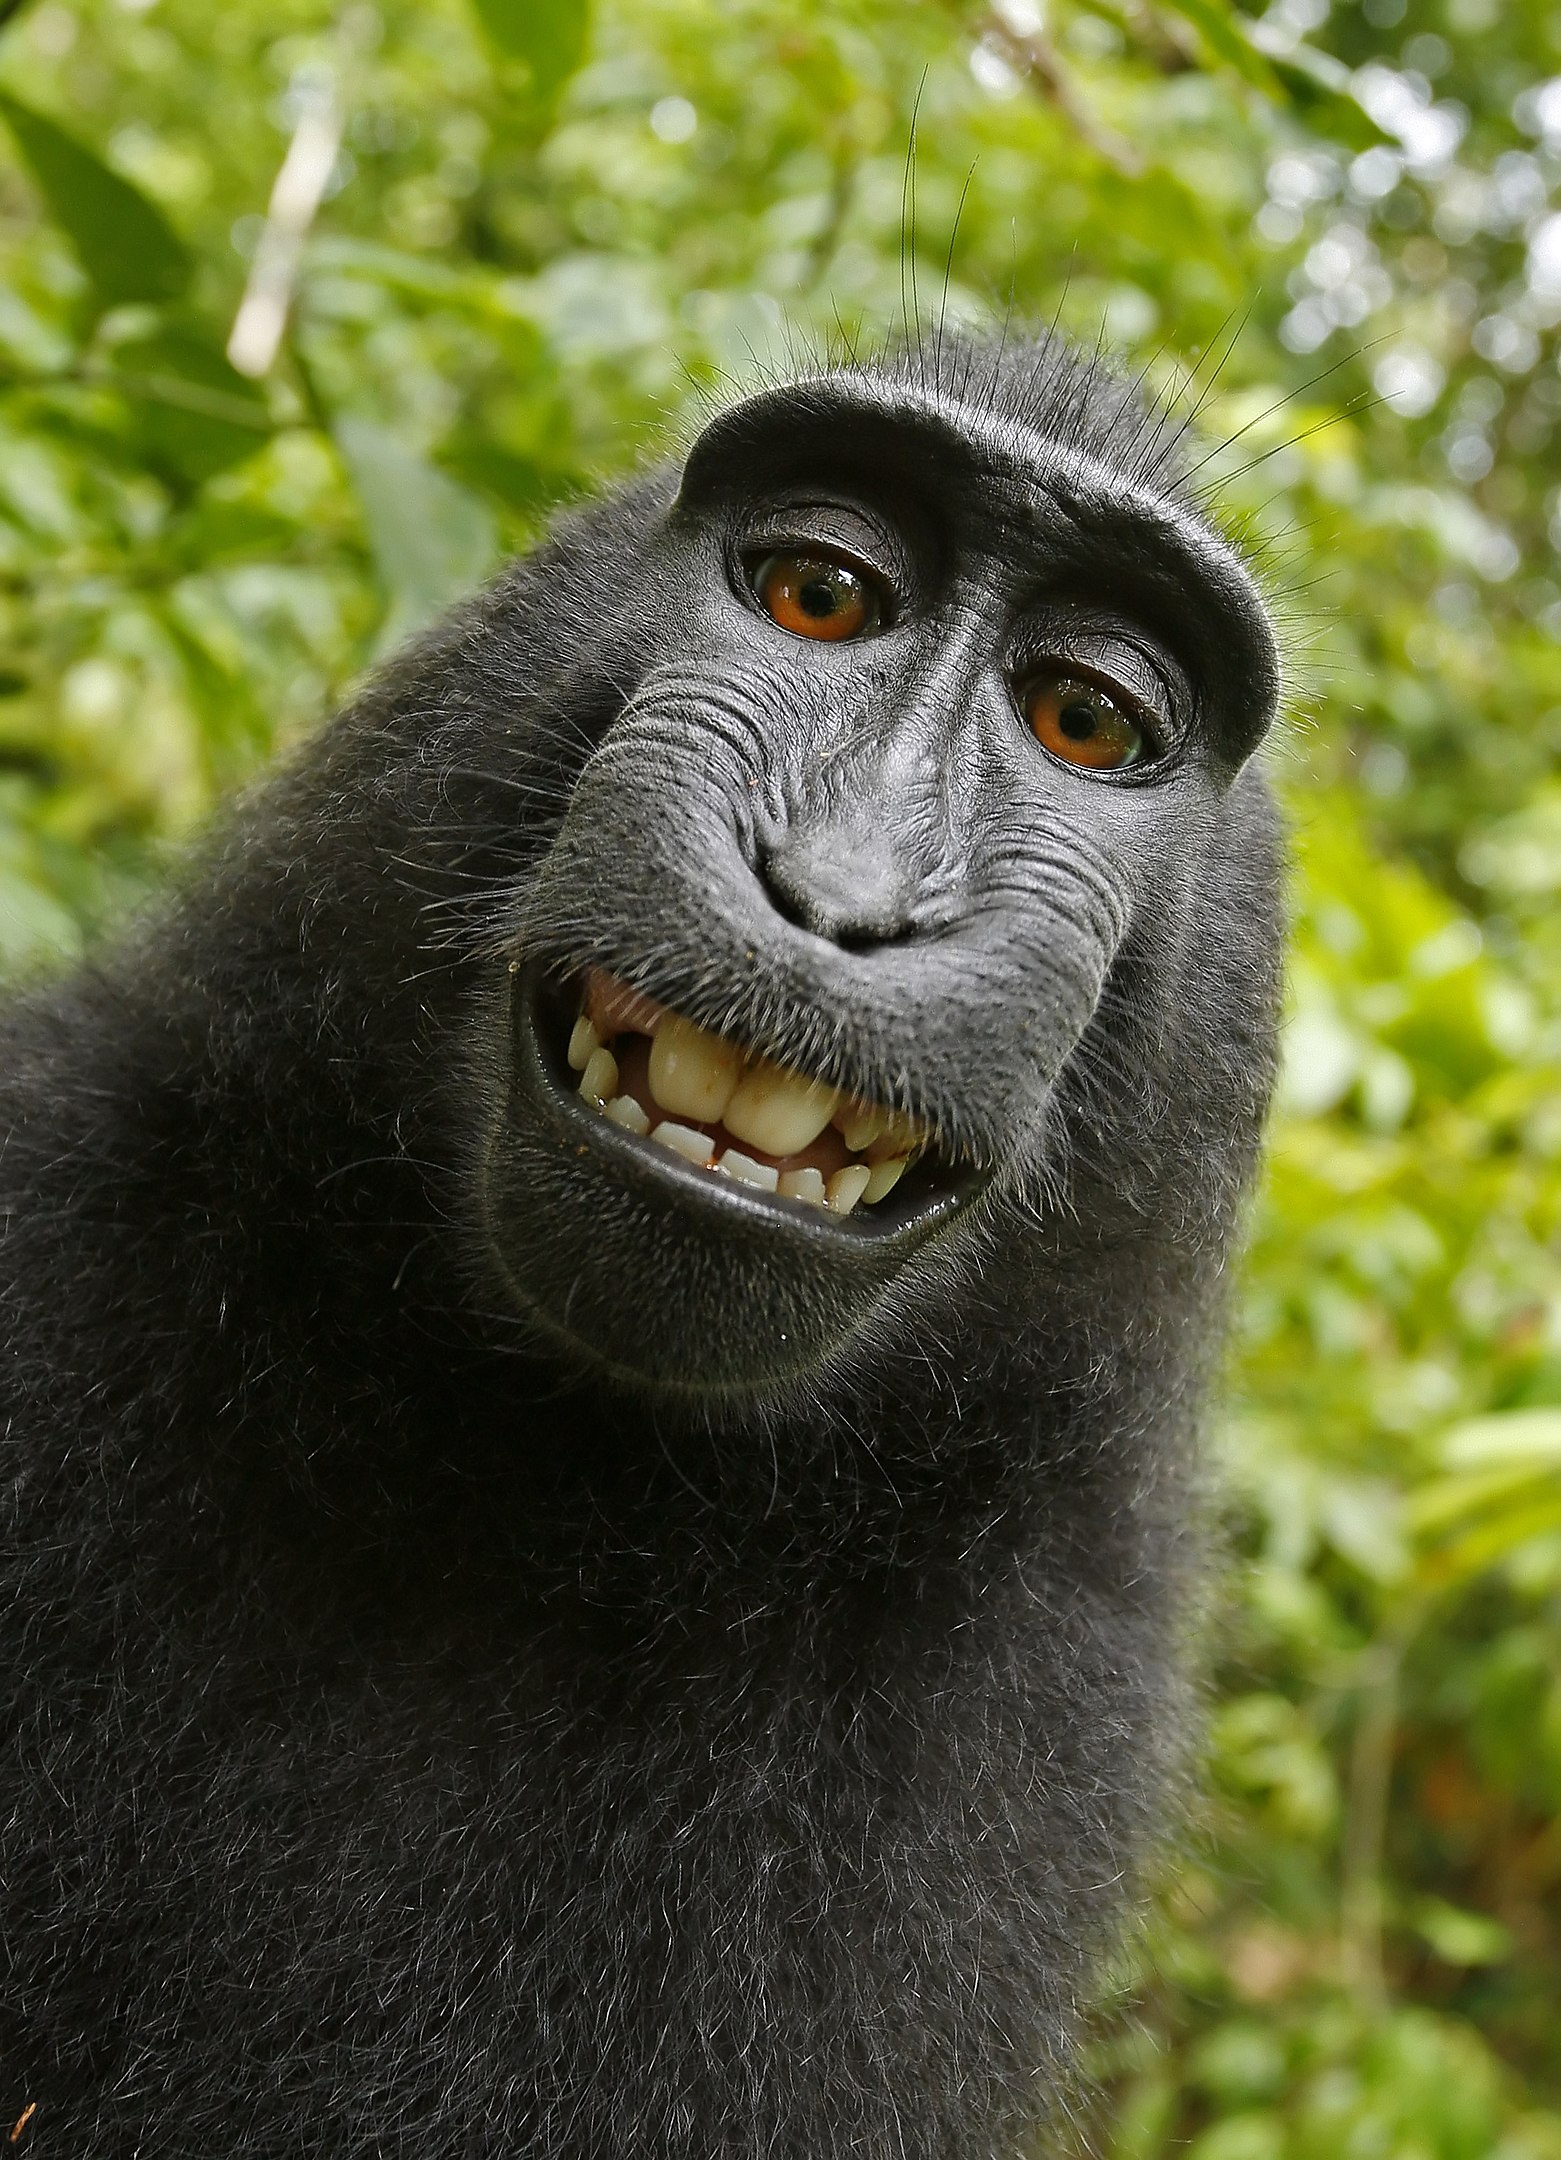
{"left": 972, "top": 795, "right": 1175, "bottom": 976}
{"left": 1002, "top": 790, "right": 1221, "bottom": 1009}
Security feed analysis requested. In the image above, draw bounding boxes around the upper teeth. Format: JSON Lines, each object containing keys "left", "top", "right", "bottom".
{"left": 645, "top": 1009, "right": 845, "bottom": 1159}
{"left": 647, "top": 1013, "right": 744, "bottom": 1123}
{"left": 564, "top": 970, "right": 930, "bottom": 1215}
{"left": 579, "top": 1045, "right": 618, "bottom": 1106}
{"left": 836, "top": 1099, "right": 884, "bottom": 1153}
{"left": 722, "top": 1056, "right": 840, "bottom": 1157}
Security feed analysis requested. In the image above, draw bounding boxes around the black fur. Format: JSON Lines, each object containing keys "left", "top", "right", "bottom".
{"left": 0, "top": 336, "right": 1282, "bottom": 2155}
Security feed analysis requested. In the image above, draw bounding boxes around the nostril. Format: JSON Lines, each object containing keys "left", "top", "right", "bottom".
{"left": 833, "top": 920, "right": 918, "bottom": 954}
{"left": 757, "top": 858, "right": 813, "bottom": 936}
{"left": 758, "top": 835, "right": 919, "bottom": 952}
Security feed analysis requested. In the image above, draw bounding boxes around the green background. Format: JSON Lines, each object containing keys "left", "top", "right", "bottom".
{"left": 0, "top": 0, "right": 1558, "bottom": 2149}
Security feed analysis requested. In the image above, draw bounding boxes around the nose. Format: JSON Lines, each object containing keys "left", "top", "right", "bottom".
{"left": 759, "top": 819, "right": 918, "bottom": 951}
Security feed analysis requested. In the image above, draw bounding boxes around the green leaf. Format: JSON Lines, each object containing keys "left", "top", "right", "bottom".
{"left": 0, "top": 827, "right": 82, "bottom": 976}
{"left": 1410, "top": 1898, "right": 1513, "bottom": 1968}
{"left": 1427, "top": 1492, "right": 1561, "bottom": 1587}
{"left": 335, "top": 417, "right": 499, "bottom": 653}
{"left": 0, "top": 88, "right": 191, "bottom": 309}
{"left": 1267, "top": 52, "right": 1392, "bottom": 152}
{"left": 469, "top": 0, "right": 592, "bottom": 99}
{"left": 1155, "top": 0, "right": 1283, "bottom": 96}
{"left": 1410, "top": 1461, "right": 1552, "bottom": 1539}
{"left": 440, "top": 431, "right": 578, "bottom": 520}
{"left": 104, "top": 321, "right": 271, "bottom": 484}
{"left": 1154, "top": 3, "right": 1390, "bottom": 148}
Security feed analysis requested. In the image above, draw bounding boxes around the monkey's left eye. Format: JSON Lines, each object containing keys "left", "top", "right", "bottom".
{"left": 1022, "top": 673, "right": 1152, "bottom": 773}
{"left": 752, "top": 552, "right": 882, "bottom": 642}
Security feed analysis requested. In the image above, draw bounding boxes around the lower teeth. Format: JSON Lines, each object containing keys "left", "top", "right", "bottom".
{"left": 718, "top": 1147, "right": 779, "bottom": 1192}
{"left": 650, "top": 1120, "right": 714, "bottom": 1167}
{"left": 604, "top": 1095, "right": 649, "bottom": 1135}
{"left": 826, "top": 1165, "right": 872, "bottom": 1216}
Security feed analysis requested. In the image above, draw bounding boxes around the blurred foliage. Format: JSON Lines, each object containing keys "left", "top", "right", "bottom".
{"left": 0, "top": 0, "right": 1558, "bottom": 2148}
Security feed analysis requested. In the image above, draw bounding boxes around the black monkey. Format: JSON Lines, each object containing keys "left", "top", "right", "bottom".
{"left": 0, "top": 335, "right": 1282, "bottom": 2156}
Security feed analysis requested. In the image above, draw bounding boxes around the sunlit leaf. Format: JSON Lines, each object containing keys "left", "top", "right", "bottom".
{"left": 1409, "top": 1460, "right": 1553, "bottom": 1539}
{"left": 0, "top": 89, "right": 191, "bottom": 308}
{"left": 1422, "top": 1492, "right": 1561, "bottom": 1587}
{"left": 1441, "top": 1408, "right": 1561, "bottom": 1468}
{"left": 335, "top": 417, "right": 498, "bottom": 653}
{"left": 1410, "top": 1897, "right": 1513, "bottom": 1967}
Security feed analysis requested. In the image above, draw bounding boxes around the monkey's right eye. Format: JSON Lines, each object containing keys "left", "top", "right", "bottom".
{"left": 752, "top": 552, "right": 882, "bottom": 642}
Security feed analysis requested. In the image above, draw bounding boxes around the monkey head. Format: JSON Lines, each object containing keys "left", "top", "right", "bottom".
{"left": 483, "top": 358, "right": 1281, "bottom": 1398}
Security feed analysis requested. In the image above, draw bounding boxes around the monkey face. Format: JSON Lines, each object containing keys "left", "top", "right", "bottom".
{"left": 482, "top": 365, "right": 1281, "bottom": 1398}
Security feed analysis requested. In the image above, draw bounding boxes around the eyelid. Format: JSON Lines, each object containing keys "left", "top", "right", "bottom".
{"left": 747, "top": 536, "right": 886, "bottom": 587}
{"left": 739, "top": 499, "right": 911, "bottom": 601}
{"left": 747, "top": 527, "right": 902, "bottom": 596}
{"left": 1021, "top": 659, "right": 1154, "bottom": 720}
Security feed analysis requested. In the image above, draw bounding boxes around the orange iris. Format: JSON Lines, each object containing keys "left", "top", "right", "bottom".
{"left": 754, "top": 552, "right": 877, "bottom": 641}
{"left": 1024, "top": 674, "right": 1146, "bottom": 771}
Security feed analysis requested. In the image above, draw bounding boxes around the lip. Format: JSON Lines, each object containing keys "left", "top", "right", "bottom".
{"left": 511, "top": 963, "right": 984, "bottom": 1249}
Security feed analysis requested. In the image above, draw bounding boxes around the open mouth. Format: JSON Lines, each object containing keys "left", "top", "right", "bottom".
{"left": 522, "top": 966, "right": 975, "bottom": 1233}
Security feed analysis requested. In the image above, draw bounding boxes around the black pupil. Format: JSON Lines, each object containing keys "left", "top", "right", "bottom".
{"left": 1058, "top": 699, "right": 1101, "bottom": 741}
{"left": 800, "top": 575, "right": 842, "bottom": 617}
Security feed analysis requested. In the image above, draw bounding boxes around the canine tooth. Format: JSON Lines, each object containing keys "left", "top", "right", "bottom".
{"left": 826, "top": 1165, "right": 872, "bottom": 1216}
{"left": 717, "top": 1148, "right": 779, "bottom": 1192}
{"left": 835, "top": 1099, "right": 885, "bottom": 1153}
{"left": 862, "top": 1157, "right": 908, "bottom": 1205}
{"left": 567, "top": 1014, "right": 600, "bottom": 1072}
{"left": 604, "top": 1094, "right": 650, "bottom": 1135}
{"left": 579, "top": 1046, "right": 618, "bottom": 1105}
{"left": 650, "top": 1120, "right": 714, "bottom": 1167}
{"left": 648, "top": 1013, "right": 743, "bottom": 1122}
{"left": 866, "top": 1110, "right": 924, "bottom": 1164}
{"left": 777, "top": 1167, "right": 827, "bottom": 1207}
{"left": 724, "top": 1059, "right": 840, "bottom": 1157}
